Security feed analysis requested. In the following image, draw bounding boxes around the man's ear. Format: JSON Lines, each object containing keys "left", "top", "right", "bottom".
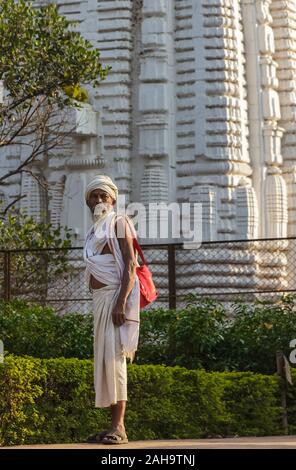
{"left": 86, "top": 200, "right": 92, "bottom": 211}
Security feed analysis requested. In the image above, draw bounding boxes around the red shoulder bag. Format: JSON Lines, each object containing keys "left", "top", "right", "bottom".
{"left": 133, "top": 238, "right": 158, "bottom": 309}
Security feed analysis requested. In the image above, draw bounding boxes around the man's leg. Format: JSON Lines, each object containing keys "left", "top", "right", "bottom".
{"left": 111, "top": 400, "right": 126, "bottom": 434}
{"left": 111, "top": 325, "right": 127, "bottom": 434}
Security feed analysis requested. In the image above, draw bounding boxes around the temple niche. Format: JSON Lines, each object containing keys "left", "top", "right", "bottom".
{"left": 3, "top": 0, "right": 296, "bottom": 304}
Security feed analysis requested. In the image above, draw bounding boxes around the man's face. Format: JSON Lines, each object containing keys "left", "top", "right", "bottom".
{"left": 87, "top": 189, "right": 115, "bottom": 212}
{"left": 87, "top": 189, "right": 116, "bottom": 216}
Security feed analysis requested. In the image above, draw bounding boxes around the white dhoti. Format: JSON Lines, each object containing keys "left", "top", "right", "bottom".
{"left": 93, "top": 285, "right": 127, "bottom": 408}
{"left": 84, "top": 211, "right": 140, "bottom": 409}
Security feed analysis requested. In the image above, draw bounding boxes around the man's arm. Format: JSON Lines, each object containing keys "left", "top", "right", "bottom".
{"left": 112, "top": 217, "right": 137, "bottom": 326}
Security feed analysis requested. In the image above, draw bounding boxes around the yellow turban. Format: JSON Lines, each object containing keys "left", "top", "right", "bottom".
{"left": 85, "top": 175, "right": 118, "bottom": 202}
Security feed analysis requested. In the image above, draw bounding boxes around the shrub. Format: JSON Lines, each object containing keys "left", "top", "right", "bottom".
{"left": 139, "top": 294, "right": 296, "bottom": 374}
{"left": 221, "top": 294, "right": 296, "bottom": 374}
{"left": 138, "top": 298, "right": 227, "bottom": 370}
{"left": 167, "top": 297, "right": 227, "bottom": 369}
{"left": 0, "top": 300, "right": 93, "bottom": 359}
{"left": 221, "top": 372, "right": 282, "bottom": 436}
{"left": 1, "top": 295, "right": 296, "bottom": 375}
{"left": 137, "top": 308, "right": 176, "bottom": 365}
{"left": 0, "top": 356, "right": 283, "bottom": 446}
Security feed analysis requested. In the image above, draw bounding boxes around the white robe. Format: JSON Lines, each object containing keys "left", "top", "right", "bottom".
{"left": 84, "top": 211, "right": 140, "bottom": 357}
{"left": 83, "top": 211, "right": 140, "bottom": 407}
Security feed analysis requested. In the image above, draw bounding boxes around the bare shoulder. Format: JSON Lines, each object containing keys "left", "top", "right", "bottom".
{"left": 115, "top": 216, "right": 133, "bottom": 240}
{"left": 115, "top": 216, "right": 135, "bottom": 260}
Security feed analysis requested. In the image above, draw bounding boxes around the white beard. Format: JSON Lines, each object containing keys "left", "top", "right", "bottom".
{"left": 93, "top": 202, "right": 114, "bottom": 223}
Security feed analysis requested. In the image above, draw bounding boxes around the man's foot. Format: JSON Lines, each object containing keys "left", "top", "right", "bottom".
{"left": 102, "top": 428, "right": 128, "bottom": 445}
{"left": 86, "top": 429, "right": 112, "bottom": 443}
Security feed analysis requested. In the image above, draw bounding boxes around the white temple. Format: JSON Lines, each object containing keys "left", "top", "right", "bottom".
{"left": 2, "top": 0, "right": 296, "bottom": 303}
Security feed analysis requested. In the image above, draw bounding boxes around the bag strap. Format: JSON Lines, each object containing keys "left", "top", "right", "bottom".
{"left": 121, "top": 214, "right": 148, "bottom": 265}
{"left": 133, "top": 237, "right": 147, "bottom": 265}
{"left": 112, "top": 213, "right": 148, "bottom": 266}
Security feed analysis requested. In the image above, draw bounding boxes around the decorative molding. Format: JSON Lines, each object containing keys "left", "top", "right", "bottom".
{"left": 236, "top": 186, "right": 259, "bottom": 239}
{"left": 20, "top": 171, "right": 46, "bottom": 222}
{"left": 140, "top": 160, "right": 169, "bottom": 204}
{"left": 48, "top": 175, "right": 66, "bottom": 229}
{"left": 0, "top": 1, "right": 294, "bottom": 243}
{"left": 189, "top": 0, "right": 253, "bottom": 240}
{"left": 265, "top": 172, "right": 288, "bottom": 238}
{"left": 270, "top": 0, "right": 296, "bottom": 236}
{"left": 96, "top": 0, "right": 134, "bottom": 199}
{"left": 189, "top": 184, "right": 218, "bottom": 241}
{"left": 137, "top": 0, "right": 176, "bottom": 207}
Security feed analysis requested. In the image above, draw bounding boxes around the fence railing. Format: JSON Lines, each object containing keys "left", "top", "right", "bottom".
{"left": 1, "top": 237, "right": 296, "bottom": 313}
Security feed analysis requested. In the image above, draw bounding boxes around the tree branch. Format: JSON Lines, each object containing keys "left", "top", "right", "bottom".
{"left": 0, "top": 194, "right": 27, "bottom": 218}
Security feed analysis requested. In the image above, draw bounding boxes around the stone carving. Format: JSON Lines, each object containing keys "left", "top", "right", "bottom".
{"left": 96, "top": 0, "right": 134, "bottom": 201}
{"left": 20, "top": 171, "right": 45, "bottom": 222}
{"left": 242, "top": 0, "right": 287, "bottom": 240}
{"left": 140, "top": 160, "right": 169, "bottom": 204}
{"left": 270, "top": 0, "right": 296, "bottom": 237}
{"left": 48, "top": 175, "right": 66, "bottom": 229}
{"left": 2, "top": 0, "right": 293, "bottom": 243}
{"left": 265, "top": 171, "right": 288, "bottom": 238}
{"left": 236, "top": 186, "right": 259, "bottom": 239}
{"left": 1, "top": 0, "right": 296, "bottom": 308}
{"left": 193, "top": 0, "right": 253, "bottom": 240}
{"left": 190, "top": 184, "right": 218, "bottom": 241}
{"left": 138, "top": 0, "right": 174, "bottom": 213}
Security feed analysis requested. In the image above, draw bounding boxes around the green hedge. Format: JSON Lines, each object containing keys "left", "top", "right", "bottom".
{"left": 138, "top": 295, "right": 296, "bottom": 374}
{"left": 1, "top": 295, "right": 296, "bottom": 374}
{"left": 0, "top": 300, "right": 93, "bottom": 359}
{"left": 0, "top": 355, "right": 285, "bottom": 446}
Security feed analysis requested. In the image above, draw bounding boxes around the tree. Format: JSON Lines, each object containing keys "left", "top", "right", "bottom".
{"left": 0, "top": 211, "right": 74, "bottom": 306}
{"left": 0, "top": 0, "right": 110, "bottom": 215}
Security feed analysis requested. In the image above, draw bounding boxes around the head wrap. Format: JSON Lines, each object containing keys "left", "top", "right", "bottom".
{"left": 85, "top": 174, "right": 118, "bottom": 202}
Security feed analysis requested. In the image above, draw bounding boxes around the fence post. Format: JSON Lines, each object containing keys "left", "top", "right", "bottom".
{"left": 276, "top": 351, "right": 290, "bottom": 435}
{"left": 4, "top": 251, "right": 11, "bottom": 301}
{"left": 168, "top": 244, "right": 176, "bottom": 310}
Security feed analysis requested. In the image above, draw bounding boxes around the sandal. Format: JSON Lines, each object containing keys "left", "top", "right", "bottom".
{"left": 102, "top": 429, "right": 129, "bottom": 445}
{"left": 86, "top": 429, "right": 112, "bottom": 443}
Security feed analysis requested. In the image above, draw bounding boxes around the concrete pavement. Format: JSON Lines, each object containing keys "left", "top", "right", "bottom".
{"left": 2, "top": 435, "right": 296, "bottom": 449}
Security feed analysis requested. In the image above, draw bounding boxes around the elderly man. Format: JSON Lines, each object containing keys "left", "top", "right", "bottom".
{"left": 83, "top": 175, "right": 140, "bottom": 445}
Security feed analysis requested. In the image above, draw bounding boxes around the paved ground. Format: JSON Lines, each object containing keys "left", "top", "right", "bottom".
{"left": 2, "top": 435, "right": 296, "bottom": 449}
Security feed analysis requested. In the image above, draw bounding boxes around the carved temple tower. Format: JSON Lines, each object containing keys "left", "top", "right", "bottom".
{"left": 2, "top": 0, "right": 296, "bottom": 303}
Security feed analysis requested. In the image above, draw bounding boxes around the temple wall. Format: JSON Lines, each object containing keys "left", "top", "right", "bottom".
{"left": 1, "top": 1, "right": 296, "bottom": 299}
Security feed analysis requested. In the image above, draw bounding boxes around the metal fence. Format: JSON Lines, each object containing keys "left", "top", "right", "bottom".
{"left": 1, "top": 237, "right": 296, "bottom": 313}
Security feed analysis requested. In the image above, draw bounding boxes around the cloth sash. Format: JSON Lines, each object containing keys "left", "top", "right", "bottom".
{"left": 84, "top": 211, "right": 140, "bottom": 360}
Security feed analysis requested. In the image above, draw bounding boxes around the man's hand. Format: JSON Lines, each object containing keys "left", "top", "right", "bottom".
{"left": 111, "top": 217, "right": 137, "bottom": 327}
{"left": 112, "top": 304, "right": 126, "bottom": 326}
